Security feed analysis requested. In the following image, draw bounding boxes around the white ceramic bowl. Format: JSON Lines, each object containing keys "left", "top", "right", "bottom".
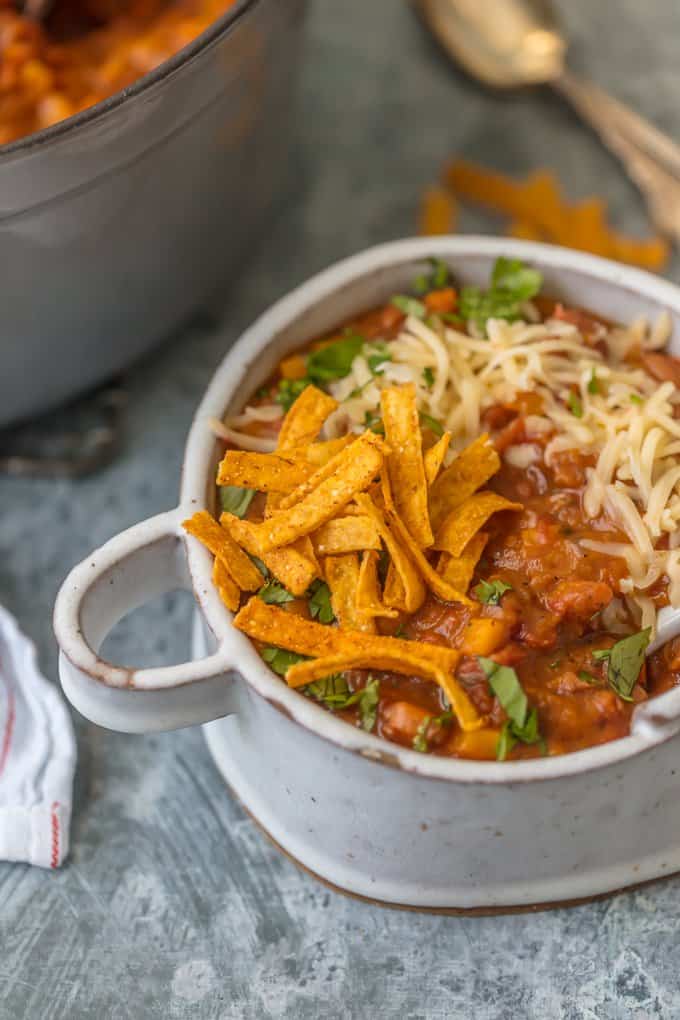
{"left": 54, "top": 237, "right": 680, "bottom": 912}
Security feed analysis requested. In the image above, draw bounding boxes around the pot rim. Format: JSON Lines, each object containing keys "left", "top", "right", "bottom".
{"left": 0, "top": 0, "right": 259, "bottom": 158}
{"left": 180, "top": 235, "right": 680, "bottom": 784}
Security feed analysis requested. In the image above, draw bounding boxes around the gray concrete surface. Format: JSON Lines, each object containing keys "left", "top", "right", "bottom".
{"left": 2, "top": 0, "right": 680, "bottom": 1016}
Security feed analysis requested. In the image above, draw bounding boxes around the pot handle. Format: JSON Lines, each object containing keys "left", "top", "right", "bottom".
{"left": 54, "top": 508, "right": 238, "bottom": 734}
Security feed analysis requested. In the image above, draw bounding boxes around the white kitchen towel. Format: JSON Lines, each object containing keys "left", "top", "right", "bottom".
{"left": 0, "top": 604, "right": 76, "bottom": 868}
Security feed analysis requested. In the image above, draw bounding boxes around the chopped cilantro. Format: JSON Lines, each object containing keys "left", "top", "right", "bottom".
{"left": 364, "top": 341, "right": 392, "bottom": 375}
{"left": 473, "top": 578, "right": 512, "bottom": 605}
{"left": 391, "top": 295, "right": 427, "bottom": 319}
{"left": 567, "top": 391, "right": 583, "bottom": 418}
{"left": 592, "top": 629, "right": 650, "bottom": 702}
{"left": 358, "top": 677, "right": 380, "bottom": 732}
{"left": 249, "top": 555, "right": 269, "bottom": 578}
{"left": 275, "top": 378, "right": 310, "bottom": 412}
{"left": 308, "top": 580, "right": 335, "bottom": 624}
{"left": 304, "top": 674, "right": 352, "bottom": 707}
{"left": 413, "top": 716, "right": 431, "bottom": 753}
{"left": 363, "top": 410, "right": 385, "bottom": 434}
{"left": 587, "top": 370, "right": 599, "bottom": 395}
{"left": 422, "top": 366, "right": 435, "bottom": 388}
{"left": 257, "top": 580, "right": 294, "bottom": 606}
{"left": 630, "top": 393, "right": 644, "bottom": 405}
{"left": 459, "top": 257, "right": 542, "bottom": 332}
{"left": 306, "top": 332, "right": 364, "bottom": 384}
{"left": 478, "top": 657, "right": 543, "bottom": 760}
{"left": 262, "top": 647, "right": 307, "bottom": 676}
{"left": 219, "top": 486, "right": 255, "bottom": 518}
{"left": 441, "top": 311, "right": 463, "bottom": 326}
{"left": 419, "top": 411, "right": 444, "bottom": 436}
{"left": 413, "top": 257, "right": 450, "bottom": 294}
{"left": 305, "top": 675, "right": 379, "bottom": 731}
{"left": 394, "top": 622, "right": 409, "bottom": 639}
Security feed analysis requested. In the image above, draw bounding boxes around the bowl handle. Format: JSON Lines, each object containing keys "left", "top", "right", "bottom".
{"left": 53, "top": 509, "right": 238, "bottom": 734}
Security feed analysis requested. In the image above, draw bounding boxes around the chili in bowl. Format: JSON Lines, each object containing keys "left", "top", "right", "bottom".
{"left": 186, "top": 254, "right": 680, "bottom": 763}
{"left": 54, "top": 238, "right": 680, "bottom": 910}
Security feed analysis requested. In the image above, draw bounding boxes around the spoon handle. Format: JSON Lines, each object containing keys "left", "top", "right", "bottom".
{"left": 554, "top": 70, "right": 680, "bottom": 244}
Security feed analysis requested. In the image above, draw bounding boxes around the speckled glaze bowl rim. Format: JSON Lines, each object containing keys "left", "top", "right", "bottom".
{"left": 0, "top": 0, "right": 259, "bottom": 158}
{"left": 174, "top": 235, "right": 680, "bottom": 784}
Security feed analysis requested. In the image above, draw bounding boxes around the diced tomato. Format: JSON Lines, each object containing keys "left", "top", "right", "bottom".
{"left": 641, "top": 352, "right": 680, "bottom": 387}
{"left": 424, "top": 288, "right": 458, "bottom": 314}
{"left": 544, "top": 580, "right": 613, "bottom": 621}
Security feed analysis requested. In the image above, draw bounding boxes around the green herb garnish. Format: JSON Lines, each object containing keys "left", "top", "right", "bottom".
{"left": 358, "top": 677, "right": 380, "bottom": 732}
{"left": 422, "top": 366, "right": 435, "bottom": 388}
{"left": 413, "top": 716, "right": 431, "bottom": 753}
{"left": 364, "top": 342, "right": 392, "bottom": 375}
{"left": 473, "top": 578, "right": 512, "bottom": 605}
{"left": 306, "top": 332, "right": 364, "bottom": 384}
{"left": 413, "top": 257, "right": 450, "bottom": 294}
{"left": 305, "top": 674, "right": 352, "bottom": 707}
{"left": 478, "top": 657, "right": 543, "bottom": 760}
{"left": 567, "top": 392, "right": 583, "bottom": 418}
{"left": 220, "top": 486, "right": 255, "bottom": 518}
{"left": 459, "top": 257, "right": 542, "bottom": 331}
{"left": 249, "top": 555, "right": 269, "bottom": 579}
{"left": 630, "top": 393, "right": 644, "bottom": 405}
{"left": 592, "top": 628, "right": 650, "bottom": 701}
{"left": 305, "top": 675, "right": 379, "bottom": 728}
{"left": 391, "top": 295, "right": 427, "bottom": 319}
{"left": 363, "top": 410, "right": 385, "bottom": 434}
{"left": 578, "top": 669, "right": 600, "bottom": 685}
{"left": 308, "top": 580, "right": 335, "bottom": 624}
{"left": 419, "top": 411, "right": 444, "bottom": 436}
{"left": 275, "top": 378, "right": 310, "bottom": 412}
{"left": 262, "top": 647, "right": 307, "bottom": 676}
{"left": 258, "top": 580, "right": 294, "bottom": 606}
{"left": 587, "top": 370, "right": 599, "bottom": 395}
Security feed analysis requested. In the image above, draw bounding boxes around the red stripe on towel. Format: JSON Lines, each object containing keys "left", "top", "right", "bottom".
{"left": 50, "top": 802, "right": 60, "bottom": 869}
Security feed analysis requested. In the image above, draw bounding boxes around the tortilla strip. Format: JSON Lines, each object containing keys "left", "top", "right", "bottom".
{"left": 437, "top": 533, "right": 489, "bottom": 593}
{"left": 381, "top": 384, "right": 433, "bottom": 547}
{"left": 354, "top": 493, "right": 426, "bottom": 613}
{"left": 212, "top": 558, "right": 240, "bottom": 612}
{"left": 424, "top": 432, "right": 452, "bottom": 486}
{"left": 383, "top": 560, "right": 408, "bottom": 611}
{"left": 276, "top": 441, "right": 365, "bottom": 513}
{"left": 324, "top": 554, "right": 375, "bottom": 633}
{"left": 263, "top": 545, "right": 319, "bottom": 596}
{"left": 183, "top": 510, "right": 262, "bottom": 591}
{"left": 220, "top": 514, "right": 318, "bottom": 596}
{"left": 288, "top": 435, "right": 354, "bottom": 467}
{"left": 234, "top": 596, "right": 460, "bottom": 675}
{"left": 429, "top": 434, "right": 500, "bottom": 531}
{"left": 225, "top": 432, "right": 386, "bottom": 553}
{"left": 383, "top": 502, "right": 474, "bottom": 607}
{"left": 312, "top": 515, "right": 381, "bottom": 557}
{"left": 434, "top": 492, "right": 522, "bottom": 558}
{"left": 285, "top": 651, "right": 481, "bottom": 732}
{"left": 276, "top": 385, "right": 338, "bottom": 451}
{"left": 356, "top": 550, "right": 398, "bottom": 619}
{"left": 217, "top": 451, "right": 311, "bottom": 492}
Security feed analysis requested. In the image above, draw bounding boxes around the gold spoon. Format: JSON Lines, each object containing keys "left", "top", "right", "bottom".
{"left": 415, "top": 0, "right": 680, "bottom": 244}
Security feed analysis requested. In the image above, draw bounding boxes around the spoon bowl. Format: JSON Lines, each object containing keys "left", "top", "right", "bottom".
{"left": 417, "top": 0, "right": 565, "bottom": 87}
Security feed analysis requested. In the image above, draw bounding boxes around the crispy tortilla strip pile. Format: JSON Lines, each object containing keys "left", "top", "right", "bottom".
{"left": 184, "top": 381, "right": 524, "bottom": 731}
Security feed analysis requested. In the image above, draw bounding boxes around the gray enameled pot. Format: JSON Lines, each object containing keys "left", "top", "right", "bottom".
{"left": 54, "top": 237, "right": 680, "bottom": 912}
{"left": 0, "top": 0, "right": 307, "bottom": 425}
